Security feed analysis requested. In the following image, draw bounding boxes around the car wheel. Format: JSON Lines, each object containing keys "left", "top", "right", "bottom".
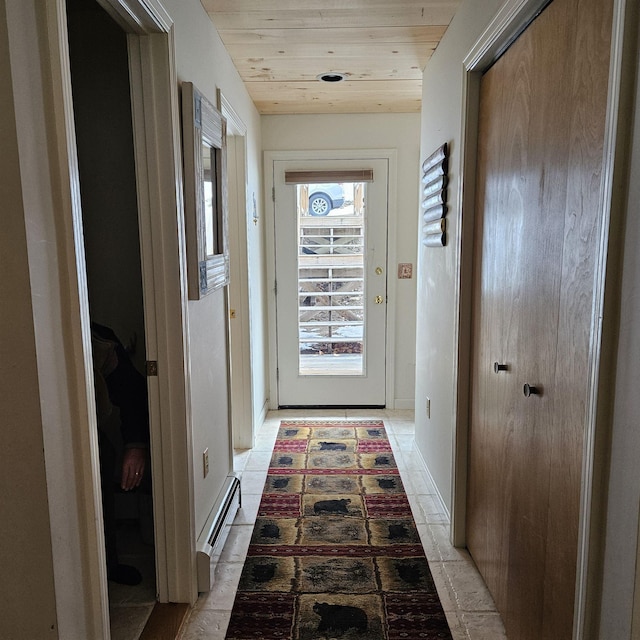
{"left": 309, "top": 193, "right": 331, "bottom": 216}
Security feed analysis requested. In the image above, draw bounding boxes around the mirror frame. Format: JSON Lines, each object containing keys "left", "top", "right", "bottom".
{"left": 182, "top": 81, "right": 229, "bottom": 299}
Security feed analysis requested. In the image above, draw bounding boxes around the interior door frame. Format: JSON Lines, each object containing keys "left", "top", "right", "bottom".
{"left": 217, "top": 90, "right": 255, "bottom": 449}
{"left": 124, "top": 11, "right": 197, "bottom": 606}
{"left": 452, "top": 0, "right": 633, "bottom": 637}
{"left": 47, "top": 0, "right": 197, "bottom": 632}
{"left": 264, "top": 149, "right": 398, "bottom": 410}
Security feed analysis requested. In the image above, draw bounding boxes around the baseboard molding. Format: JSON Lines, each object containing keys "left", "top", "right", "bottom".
{"left": 139, "top": 602, "right": 190, "bottom": 640}
{"left": 257, "top": 397, "right": 269, "bottom": 430}
{"left": 393, "top": 398, "right": 416, "bottom": 410}
{"left": 414, "top": 444, "right": 452, "bottom": 524}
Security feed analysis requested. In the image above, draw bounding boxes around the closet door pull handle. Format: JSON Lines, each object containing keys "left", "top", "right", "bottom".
{"left": 523, "top": 383, "right": 541, "bottom": 397}
{"left": 494, "top": 362, "right": 508, "bottom": 373}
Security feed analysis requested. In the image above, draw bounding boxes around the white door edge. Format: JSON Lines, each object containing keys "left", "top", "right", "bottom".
{"left": 127, "top": 25, "right": 197, "bottom": 605}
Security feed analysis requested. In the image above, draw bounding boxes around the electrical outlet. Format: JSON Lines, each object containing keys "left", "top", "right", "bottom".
{"left": 203, "top": 448, "right": 209, "bottom": 478}
{"left": 426, "top": 397, "right": 431, "bottom": 419}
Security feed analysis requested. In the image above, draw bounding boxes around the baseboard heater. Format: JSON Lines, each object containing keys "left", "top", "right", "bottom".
{"left": 196, "top": 474, "right": 241, "bottom": 592}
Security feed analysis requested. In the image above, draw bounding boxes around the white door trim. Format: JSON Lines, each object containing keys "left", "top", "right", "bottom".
{"left": 217, "top": 92, "right": 255, "bottom": 449}
{"left": 126, "top": 25, "right": 196, "bottom": 605}
{"left": 452, "top": 0, "right": 632, "bottom": 638}
{"left": 97, "top": 0, "right": 172, "bottom": 33}
{"left": 47, "top": 0, "right": 196, "bottom": 630}
{"left": 264, "top": 149, "right": 398, "bottom": 409}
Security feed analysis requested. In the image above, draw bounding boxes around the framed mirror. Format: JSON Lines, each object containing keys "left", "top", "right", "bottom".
{"left": 182, "top": 81, "right": 229, "bottom": 299}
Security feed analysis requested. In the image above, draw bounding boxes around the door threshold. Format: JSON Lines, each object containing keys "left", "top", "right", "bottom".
{"left": 278, "top": 405, "right": 385, "bottom": 409}
{"left": 139, "top": 602, "right": 190, "bottom": 640}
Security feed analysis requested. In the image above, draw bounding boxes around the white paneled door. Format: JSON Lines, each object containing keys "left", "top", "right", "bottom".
{"left": 273, "top": 158, "right": 389, "bottom": 406}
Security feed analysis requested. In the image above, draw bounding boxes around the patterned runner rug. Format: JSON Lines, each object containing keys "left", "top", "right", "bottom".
{"left": 225, "top": 420, "right": 453, "bottom": 640}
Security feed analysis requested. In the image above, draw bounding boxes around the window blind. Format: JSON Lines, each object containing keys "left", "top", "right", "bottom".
{"left": 284, "top": 169, "right": 374, "bottom": 184}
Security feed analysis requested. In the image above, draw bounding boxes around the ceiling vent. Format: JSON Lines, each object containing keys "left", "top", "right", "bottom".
{"left": 317, "top": 72, "right": 347, "bottom": 83}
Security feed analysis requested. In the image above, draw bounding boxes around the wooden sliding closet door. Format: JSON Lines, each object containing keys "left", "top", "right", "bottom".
{"left": 466, "top": 0, "right": 613, "bottom": 638}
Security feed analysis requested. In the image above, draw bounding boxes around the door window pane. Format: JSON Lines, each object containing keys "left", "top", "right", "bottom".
{"left": 296, "top": 182, "right": 366, "bottom": 375}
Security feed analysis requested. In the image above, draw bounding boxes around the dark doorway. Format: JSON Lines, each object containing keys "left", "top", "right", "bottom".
{"left": 66, "top": 1, "right": 156, "bottom": 636}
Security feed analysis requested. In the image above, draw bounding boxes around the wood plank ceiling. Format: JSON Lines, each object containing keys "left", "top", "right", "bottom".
{"left": 200, "top": 1, "right": 461, "bottom": 114}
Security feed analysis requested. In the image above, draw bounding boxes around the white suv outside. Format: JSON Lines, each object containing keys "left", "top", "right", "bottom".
{"left": 308, "top": 183, "right": 345, "bottom": 216}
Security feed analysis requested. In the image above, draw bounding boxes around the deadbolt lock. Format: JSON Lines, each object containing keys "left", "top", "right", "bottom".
{"left": 374, "top": 295, "right": 384, "bottom": 304}
{"left": 375, "top": 267, "right": 383, "bottom": 275}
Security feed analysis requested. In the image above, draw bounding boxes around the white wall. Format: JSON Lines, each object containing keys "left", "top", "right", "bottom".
{"left": 262, "top": 113, "right": 421, "bottom": 408}
{"left": 159, "top": 0, "right": 265, "bottom": 536}
{"left": 3, "top": 1, "right": 108, "bottom": 637}
{"left": 416, "top": 0, "right": 502, "bottom": 514}
{"left": 0, "top": 4, "right": 59, "bottom": 636}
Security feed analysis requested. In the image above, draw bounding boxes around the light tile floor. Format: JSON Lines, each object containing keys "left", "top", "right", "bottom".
{"left": 179, "top": 409, "right": 507, "bottom": 640}
{"left": 109, "top": 519, "right": 157, "bottom": 640}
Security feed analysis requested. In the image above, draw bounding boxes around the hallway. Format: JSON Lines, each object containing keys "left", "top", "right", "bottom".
{"left": 179, "top": 410, "right": 506, "bottom": 639}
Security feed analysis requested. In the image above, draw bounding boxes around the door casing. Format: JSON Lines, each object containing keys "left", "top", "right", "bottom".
{"left": 46, "top": 0, "right": 197, "bottom": 635}
{"left": 218, "top": 91, "right": 256, "bottom": 449}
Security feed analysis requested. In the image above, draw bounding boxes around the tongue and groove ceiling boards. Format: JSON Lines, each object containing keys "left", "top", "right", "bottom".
{"left": 201, "top": 1, "right": 461, "bottom": 114}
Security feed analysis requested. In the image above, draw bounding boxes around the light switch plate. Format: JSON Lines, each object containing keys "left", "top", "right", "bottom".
{"left": 398, "top": 263, "right": 413, "bottom": 279}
